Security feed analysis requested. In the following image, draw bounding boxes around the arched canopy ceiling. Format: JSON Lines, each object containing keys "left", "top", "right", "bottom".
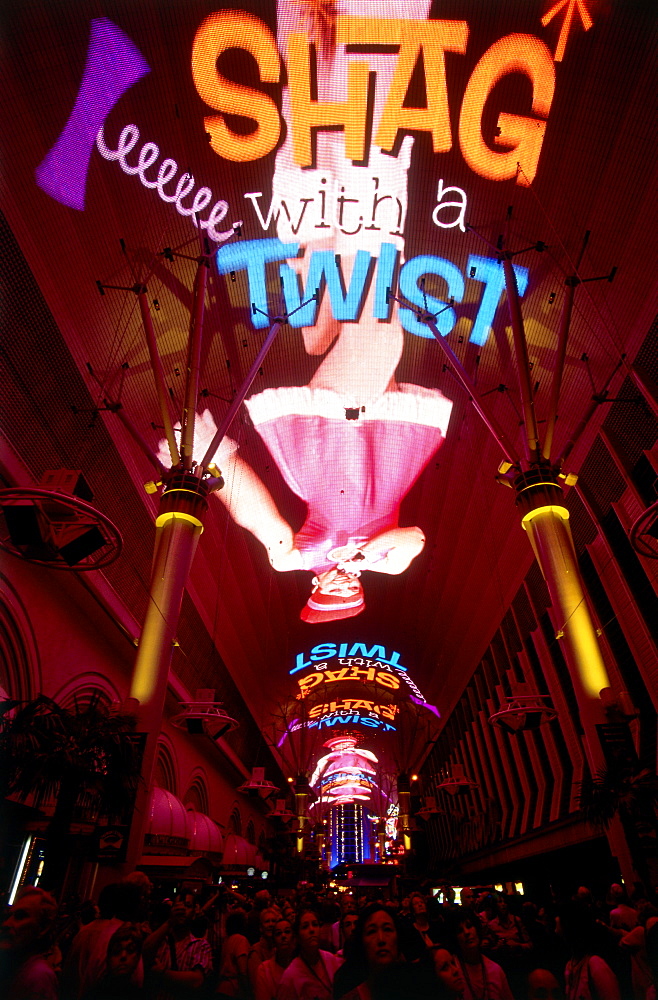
{"left": 2, "top": 0, "right": 657, "bottom": 790}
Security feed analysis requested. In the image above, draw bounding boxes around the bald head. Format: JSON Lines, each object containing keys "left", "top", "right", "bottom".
{"left": 527, "top": 967, "right": 563, "bottom": 1000}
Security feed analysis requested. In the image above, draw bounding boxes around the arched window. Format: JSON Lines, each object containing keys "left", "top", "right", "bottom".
{"left": 154, "top": 740, "right": 178, "bottom": 794}
{"left": 0, "top": 574, "right": 40, "bottom": 701}
{"left": 53, "top": 676, "right": 119, "bottom": 711}
{"left": 228, "top": 805, "right": 242, "bottom": 836}
{"left": 184, "top": 773, "right": 209, "bottom": 815}
{"left": 245, "top": 819, "right": 255, "bottom": 845}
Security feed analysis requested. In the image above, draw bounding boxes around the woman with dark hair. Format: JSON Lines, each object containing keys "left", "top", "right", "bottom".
{"left": 557, "top": 902, "right": 621, "bottom": 1000}
{"left": 276, "top": 909, "right": 341, "bottom": 1000}
{"left": 432, "top": 944, "right": 467, "bottom": 999}
{"left": 444, "top": 908, "right": 513, "bottom": 1000}
{"left": 334, "top": 903, "right": 432, "bottom": 1000}
{"left": 217, "top": 908, "right": 250, "bottom": 997}
{"left": 82, "top": 923, "right": 143, "bottom": 1000}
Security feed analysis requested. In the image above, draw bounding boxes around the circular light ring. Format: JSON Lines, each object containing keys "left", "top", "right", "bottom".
{"left": 630, "top": 500, "right": 658, "bottom": 560}
{"left": 0, "top": 488, "right": 122, "bottom": 570}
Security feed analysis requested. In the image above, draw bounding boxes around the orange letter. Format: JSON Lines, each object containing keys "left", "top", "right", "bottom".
{"left": 192, "top": 11, "right": 280, "bottom": 162}
{"left": 376, "top": 672, "right": 400, "bottom": 690}
{"left": 373, "top": 20, "right": 468, "bottom": 154}
{"left": 459, "top": 34, "right": 555, "bottom": 185}
{"left": 286, "top": 29, "right": 370, "bottom": 167}
{"left": 298, "top": 672, "right": 323, "bottom": 694}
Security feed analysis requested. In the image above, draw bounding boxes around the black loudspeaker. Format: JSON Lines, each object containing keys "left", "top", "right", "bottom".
{"left": 186, "top": 718, "right": 205, "bottom": 735}
{"left": 3, "top": 504, "right": 42, "bottom": 545}
{"left": 58, "top": 526, "right": 106, "bottom": 566}
{"left": 2, "top": 504, "right": 54, "bottom": 561}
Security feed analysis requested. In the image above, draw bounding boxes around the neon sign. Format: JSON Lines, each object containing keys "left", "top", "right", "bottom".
{"left": 292, "top": 643, "right": 407, "bottom": 673}
{"left": 192, "top": 12, "right": 556, "bottom": 185}
{"left": 308, "top": 701, "right": 397, "bottom": 721}
{"left": 292, "top": 644, "right": 435, "bottom": 708}
{"left": 287, "top": 714, "right": 396, "bottom": 734}
{"left": 216, "top": 239, "right": 529, "bottom": 346}
{"left": 310, "top": 714, "right": 396, "bottom": 733}
{"left": 297, "top": 666, "right": 401, "bottom": 696}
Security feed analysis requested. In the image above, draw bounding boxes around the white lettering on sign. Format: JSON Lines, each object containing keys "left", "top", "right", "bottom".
{"left": 431, "top": 178, "right": 468, "bottom": 232}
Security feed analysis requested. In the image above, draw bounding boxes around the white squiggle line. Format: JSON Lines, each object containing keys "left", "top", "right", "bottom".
{"left": 96, "top": 124, "right": 242, "bottom": 242}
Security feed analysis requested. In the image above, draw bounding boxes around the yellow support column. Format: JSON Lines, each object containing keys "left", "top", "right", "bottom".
{"left": 122, "top": 473, "right": 208, "bottom": 874}
{"left": 515, "top": 473, "right": 637, "bottom": 885}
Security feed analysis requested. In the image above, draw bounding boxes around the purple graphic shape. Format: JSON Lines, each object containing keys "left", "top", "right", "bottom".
{"left": 410, "top": 695, "right": 441, "bottom": 718}
{"left": 35, "top": 18, "right": 150, "bottom": 210}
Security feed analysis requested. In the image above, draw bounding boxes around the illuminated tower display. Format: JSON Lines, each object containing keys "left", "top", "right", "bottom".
{"left": 311, "top": 736, "right": 377, "bottom": 867}
{"left": 332, "top": 802, "right": 373, "bottom": 867}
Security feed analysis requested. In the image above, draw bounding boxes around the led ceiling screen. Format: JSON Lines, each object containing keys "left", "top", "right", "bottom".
{"left": 2, "top": 0, "right": 656, "bottom": 744}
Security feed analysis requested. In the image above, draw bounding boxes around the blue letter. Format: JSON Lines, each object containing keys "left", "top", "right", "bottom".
{"left": 467, "top": 254, "right": 529, "bottom": 346}
{"left": 398, "top": 255, "right": 464, "bottom": 338}
{"left": 216, "top": 238, "right": 299, "bottom": 329}
{"left": 290, "top": 652, "right": 312, "bottom": 674}
{"left": 348, "top": 643, "right": 387, "bottom": 659}
{"left": 373, "top": 243, "right": 399, "bottom": 320}
{"left": 281, "top": 249, "right": 372, "bottom": 326}
{"left": 311, "top": 643, "right": 336, "bottom": 660}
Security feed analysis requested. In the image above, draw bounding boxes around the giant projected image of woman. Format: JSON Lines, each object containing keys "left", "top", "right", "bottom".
{"left": 160, "top": 1, "right": 453, "bottom": 624}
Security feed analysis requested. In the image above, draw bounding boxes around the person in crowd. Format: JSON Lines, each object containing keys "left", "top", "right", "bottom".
{"left": 249, "top": 908, "right": 281, "bottom": 994}
{"left": 123, "top": 871, "right": 153, "bottom": 935}
{"left": 336, "top": 911, "right": 359, "bottom": 959}
{"left": 521, "top": 903, "right": 567, "bottom": 986}
{"left": 433, "top": 944, "right": 467, "bottom": 998}
{"left": 81, "top": 923, "right": 143, "bottom": 1000}
{"left": 331, "top": 896, "right": 357, "bottom": 952}
{"left": 407, "top": 892, "right": 442, "bottom": 956}
{"left": 318, "top": 901, "right": 340, "bottom": 954}
{"left": 488, "top": 895, "right": 534, "bottom": 996}
{"left": 333, "top": 903, "right": 432, "bottom": 1000}
{"left": 197, "top": 887, "right": 223, "bottom": 960}
{"left": 255, "top": 917, "right": 296, "bottom": 1000}
{"left": 275, "top": 908, "right": 341, "bottom": 999}
{"left": 63, "top": 880, "right": 144, "bottom": 1000}
{"left": 78, "top": 901, "right": 99, "bottom": 927}
{"left": 216, "top": 908, "right": 250, "bottom": 997}
{"left": 488, "top": 896, "right": 533, "bottom": 957}
{"left": 445, "top": 907, "right": 514, "bottom": 1000}
{"left": 143, "top": 890, "right": 212, "bottom": 998}
{"left": 607, "top": 884, "right": 638, "bottom": 939}
{"left": 526, "top": 967, "right": 564, "bottom": 1000}
{"left": 557, "top": 901, "right": 621, "bottom": 1000}
{"left": 247, "top": 891, "right": 276, "bottom": 945}
{"left": 620, "top": 902, "right": 657, "bottom": 1000}
{"left": 645, "top": 901, "right": 658, "bottom": 995}
{"left": 0, "top": 885, "right": 60, "bottom": 1000}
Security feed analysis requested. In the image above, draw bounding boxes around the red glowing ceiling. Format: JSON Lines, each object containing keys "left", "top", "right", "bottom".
{"left": 1, "top": 0, "right": 657, "bottom": 778}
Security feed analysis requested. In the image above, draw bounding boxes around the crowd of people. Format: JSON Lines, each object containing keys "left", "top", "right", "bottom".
{"left": 2, "top": 874, "right": 658, "bottom": 1000}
